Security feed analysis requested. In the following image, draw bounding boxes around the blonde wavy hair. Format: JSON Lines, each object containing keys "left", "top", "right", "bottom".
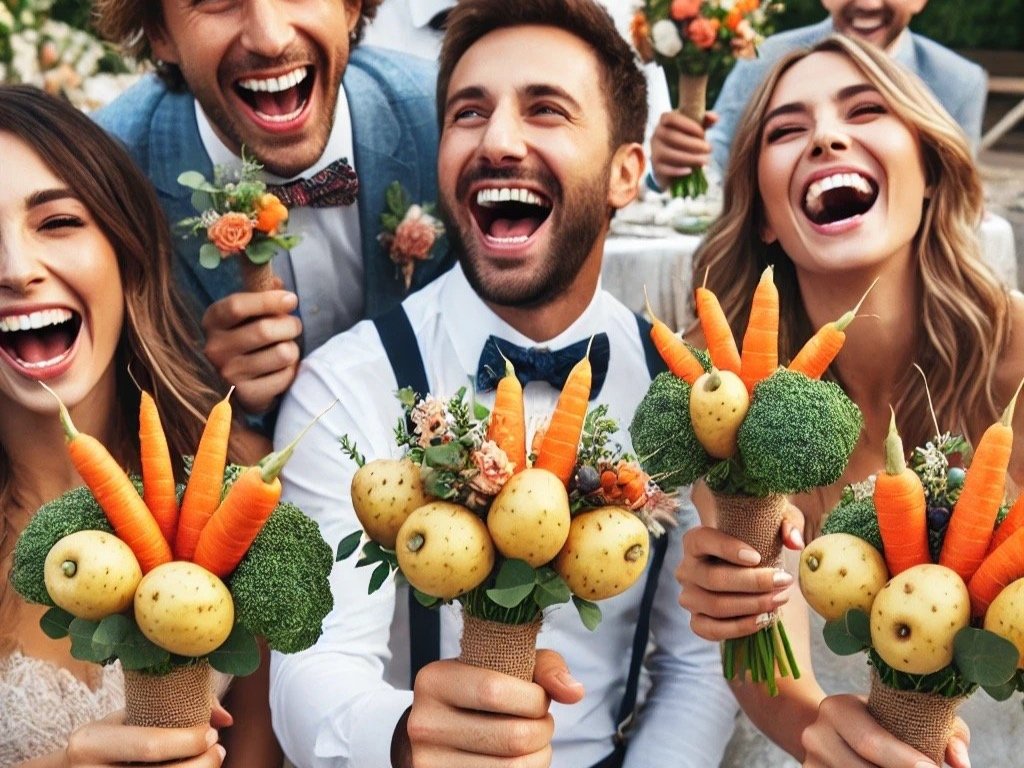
{"left": 692, "top": 34, "right": 1010, "bottom": 452}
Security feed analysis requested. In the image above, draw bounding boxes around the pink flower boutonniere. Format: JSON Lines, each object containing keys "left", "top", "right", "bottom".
{"left": 378, "top": 181, "right": 445, "bottom": 290}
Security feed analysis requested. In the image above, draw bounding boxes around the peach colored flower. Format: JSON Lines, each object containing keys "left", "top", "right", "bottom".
{"left": 670, "top": 0, "right": 701, "bottom": 21}
{"left": 207, "top": 211, "right": 254, "bottom": 256}
{"left": 629, "top": 11, "right": 654, "bottom": 62}
{"left": 688, "top": 17, "right": 720, "bottom": 50}
{"left": 725, "top": 7, "right": 743, "bottom": 31}
{"left": 469, "top": 440, "right": 514, "bottom": 496}
{"left": 731, "top": 19, "right": 757, "bottom": 58}
{"left": 411, "top": 395, "right": 450, "bottom": 447}
{"left": 385, "top": 204, "right": 442, "bottom": 289}
{"left": 254, "top": 193, "right": 288, "bottom": 235}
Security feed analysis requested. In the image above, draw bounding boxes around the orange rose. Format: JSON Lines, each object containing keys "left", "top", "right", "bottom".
{"left": 688, "top": 17, "right": 719, "bottom": 50}
{"left": 254, "top": 193, "right": 288, "bottom": 235}
{"left": 725, "top": 8, "right": 743, "bottom": 31}
{"left": 207, "top": 211, "right": 253, "bottom": 255}
{"left": 741, "top": 0, "right": 761, "bottom": 12}
{"left": 629, "top": 11, "right": 654, "bottom": 62}
{"left": 670, "top": 0, "right": 701, "bottom": 21}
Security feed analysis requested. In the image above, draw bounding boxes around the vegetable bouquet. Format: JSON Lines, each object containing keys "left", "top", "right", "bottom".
{"left": 807, "top": 405, "right": 1024, "bottom": 764}
{"left": 338, "top": 351, "right": 678, "bottom": 681}
{"left": 629, "top": 267, "right": 864, "bottom": 694}
{"left": 11, "top": 389, "right": 333, "bottom": 728}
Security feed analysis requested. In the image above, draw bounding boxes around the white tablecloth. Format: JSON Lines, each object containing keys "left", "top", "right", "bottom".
{"left": 602, "top": 213, "right": 1019, "bottom": 331}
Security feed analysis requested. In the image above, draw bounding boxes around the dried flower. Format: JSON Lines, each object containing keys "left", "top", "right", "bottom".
{"left": 379, "top": 183, "right": 444, "bottom": 291}
{"left": 207, "top": 212, "right": 254, "bottom": 256}
{"left": 469, "top": 440, "right": 515, "bottom": 496}
{"left": 411, "top": 395, "right": 451, "bottom": 448}
{"left": 254, "top": 193, "right": 289, "bottom": 235}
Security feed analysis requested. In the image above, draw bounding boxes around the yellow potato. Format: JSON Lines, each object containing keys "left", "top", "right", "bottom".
{"left": 870, "top": 564, "right": 970, "bottom": 675}
{"left": 396, "top": 502, "right": 494, "bottom": 600}
{"left": 44, "top": 530, "right": 142, "bottom": 621}
{"left": 134, "top": 561, "right": 234, "bottom": 657}
{"left": 799, "top": 533, "right": 888, "bottom": 621}
{"left": 983, "top": 577, "right": 1024, "bottom": 669}
{"left": 487, "top": 468, "right": 570, "bottom": 567}
{"left": 553, "top": 507, "right": 649, "bottom": 601}
{"left": 688, "top": 369, "right": 749, "bottom": 459}
{"left": 351, "top": 458, "right": 428, "bottom": 549}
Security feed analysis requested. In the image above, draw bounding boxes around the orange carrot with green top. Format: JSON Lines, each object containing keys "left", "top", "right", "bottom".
{"left": 695, "top": 271, "right": 741, "bottom": 375}
{"left": 989, "top": 493, "right": 1024, "bottom": 553}
{"left": 644, "top": 290, "right": 704, "bottom": 384}
{"left": 534, "top": 350, "right": 593, "bottom": 485}
{"left": 139, "top": 390, "right": 178, "bottom": 547}
{"left": 740, "top": 266, "right": 779, "bottom": 394}
{"left": 873, "top": 409, "right": 930, "bottom": 575}
{"left": 43, "top": 384, "right": 171, "bottom": 573}
{"left": 174, "top": 390, "right": 233, "bottom": 560}
{"left": 967, "top": 526, "right": 1024, "bottom": 617}
{"left": 788, "top": 280, "right": 876, "bottom": 380}
{"left": 487, "top": 357, "right": 527, "bottom": 474}
{"left": 939, "top": 383, "right": 1022, "bottom": 582}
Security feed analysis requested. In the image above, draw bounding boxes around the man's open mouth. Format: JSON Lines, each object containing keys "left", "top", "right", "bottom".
{"left": 0, "top": 308, "right": 81, "bottom": 370}
{"left": 471, "top": 186, "right": 553, "bottom": 244}
{"left": 802, "top": 172, "right": 879, "bottom": 226}
{"left": 235, "top": 65, "right": 314, "bottom": 123}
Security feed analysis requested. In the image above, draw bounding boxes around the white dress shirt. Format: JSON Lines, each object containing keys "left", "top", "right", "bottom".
{"left": 196, "top": 92, "right": 364, "bottom": 355}
{"left": 270, "top": 265, "right": 737, "bottom": 768}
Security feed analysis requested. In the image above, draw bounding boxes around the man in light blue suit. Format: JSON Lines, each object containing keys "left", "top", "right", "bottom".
{"left": 95, "top": 0, "right": 452, "bottom": 419}
{"left": 649, "top": 0, "right": 987, "bottom": 191}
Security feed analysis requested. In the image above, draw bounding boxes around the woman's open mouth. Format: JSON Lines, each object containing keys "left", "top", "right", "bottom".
{"left": 470, "top": 186, "right": 553, "bottom": 246}
{"left": 235, "top": 65, "right": 315, "bottom": 127}
{"left": 0, "top": 308, "right": 82, "bottom": 379}
{"left": 802, "top": 171, "right": 879, "bottom": 227}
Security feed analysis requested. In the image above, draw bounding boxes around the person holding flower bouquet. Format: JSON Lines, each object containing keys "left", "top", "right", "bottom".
{"left": 673, "top": 36, "right": 1024, "bottom": 766}
{"left": 270, "top": 2, "right": 737, "bottom": 767}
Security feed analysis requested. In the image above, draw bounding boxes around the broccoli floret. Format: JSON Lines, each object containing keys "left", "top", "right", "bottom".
{"left": 10, "top": 486, "right": 113, "bottom": 606}
{"left": 229, "top": 501, "right": 334, "bottom": 653}
{"left": 737, "top": 370, "right": 863, "bottom": 495}
{"left": 629, "top": 371, "right": 713, "bottom": 492}
{"left": 822, "top": 495, "right": 883, "bottom": 552}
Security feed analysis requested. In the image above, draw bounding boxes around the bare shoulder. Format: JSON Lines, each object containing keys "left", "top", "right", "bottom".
{"left": 997, "top": 292, "right": 1024, "bottom": 398}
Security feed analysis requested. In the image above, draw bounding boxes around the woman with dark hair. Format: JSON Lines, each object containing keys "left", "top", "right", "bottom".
{"left": 676, "top": 35, "right": 1024, "bottom": 767}
{"left": 0, "top": 85, "right": 281, "bottom": 767}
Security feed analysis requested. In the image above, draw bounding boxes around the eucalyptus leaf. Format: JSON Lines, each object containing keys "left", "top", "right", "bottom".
{"left": 572, "top": 596, "right": 602, "bottom": 631}
{"left": 93, "top": 614, "right": 132, "bottom": 657}
{"left": 39, "top": 606, "right": 74, "bottom": 639}
{"left": 369, "top": 562, "right": 391, "bottom": 593}
{"left": 533, "top": 569, "right": 572, "bottom": 610}
{"left": 823, "top": 609, "right": 871, "bottom": 656}
{"left": 209, "top": 624, "right": 260, "bottom": 676}
{"left": 177, "top": 170, "right": 208, "bottom": 189}
{"left": 493, "top": 559, "right": 536, "bottom": 590}
{"left": 953, "top": 627, "right": 1019, "bottom": 687}
{"left": 413, "top": 588, "right": 440, "bottom": 608}
{"left": 199, "top": 243, "right": 222, "bottom": 270}
{"left": 357, "top": 540, "right": 384, "bottom": 568}
{"left": 115, "top": 620, "right": 171, "bottom": 671}
{"left": 486, "top": 583, "right": 535, "bottom": 609}
{"left": 337, "top": 530, "right": 363, "bottom": 561}
{"left": 423, "top": 442, "right": 465, "bottom": 470}
{"left": 68, "top": 618, "right": 108, "bottom": 663}
{"left": 381, "top": 213, "right": 400, "bottom": 231}
{"left": 245, "top": 238, "right": 278, "bottom": 265}
{"left": 982, "top": 678, "right": 1018, "bottom": 702}
{"left": 191, "top": 189, "right": 214, "bottom": 212}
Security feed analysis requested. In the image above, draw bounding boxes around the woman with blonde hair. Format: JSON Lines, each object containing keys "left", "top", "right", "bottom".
{"left": 0, "top": 85, "right": 281, "bottom": 767}
{"left": 677, "top": 34, "right": 1024, "bottom": 767}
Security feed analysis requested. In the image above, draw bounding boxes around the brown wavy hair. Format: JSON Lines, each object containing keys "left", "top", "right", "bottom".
{"left": 93, "top": 0, "right": 384, "bottom": 90}
{"left": 691, "top": 35, "right": 1010, "bottom": 454}
{"left": 0, "top": 85, "right": 250, "bottom": 651}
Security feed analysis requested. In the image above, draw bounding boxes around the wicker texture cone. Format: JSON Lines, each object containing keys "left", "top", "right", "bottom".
{"left": 240, "top": 259, "right": 278, "bottom": 292}
{"left": 459, "top": 611, "right": 542, "bottom": 682}
{"left": 867, "top": 670, "right": 966, "bottom": 766}
{"left": 713, "top": 492, "right": 785, "bottom": 570}
{"left": 123, "top": 662, "right": 212, "bottom": 728}
{"left": 672, "top": 72, "right": 711, "bottom": 198}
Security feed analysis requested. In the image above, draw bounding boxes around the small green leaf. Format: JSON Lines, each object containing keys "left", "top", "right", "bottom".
{"left": 953, "top": 627, "right": 1019, "bottom": 687}
{"left": 245, "top": 238, "right": 278, "bottom": 265}
{"left": 369, "top": 561, "right": 391, "bottom": 593}
{"left": 413, "top": 588, "right": 440, "bottom": 608}
{"left": 533, "top": 568, "right": 572, "bottom": 610}
{"left": 93, "top": 614, "right": 132, "bottom": 657}
{"left": 473, "top": 401, "right": 491, "bottom": 421}
{"left": 337, "top": 530, "right": 363, "bottom": 561}
{"left": 982, "top": 678, "right": 1018, "bottom": 702}
{"left": 209, "top": 624, "right": 260, "bottom": 676}
{"left": 116, "top": 620, "right": 171, "bottom": 671}
{"left": 385, "top": 181, "right": 409, "bottom": 216}
{"left": 191, "top": 189, "right": 214, "bottom": 212}
{"left": 823, "top": 609, "right": 871, "bottom": 656}
{"left": 423, "top": 442, "right": 465, "bottom": 470}
{"left": 486, "top": 583, "right": 535, "bottom": 608}
{"left": 572, "top": 596, "right": 602, "bottom": 631}
{"left": 69, "top": 618, "right": 108, "bottom": 662}
{"left": 493, "top": 559, "right": 537, "bottom": 590}
{"left": 199, "top": 243, "right": 223, "bottom": 269}
{"left": 178, "top": 170, "right": 209, "bottom": 189}
{"left": 381, "top": 212, "right": 400, "bottom": 231}
{"left": 40, "top": 606, "right": 74, "bottom": 639}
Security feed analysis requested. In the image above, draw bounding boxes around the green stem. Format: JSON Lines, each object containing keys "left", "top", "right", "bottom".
{"left": 670, "top": 166, "right": 710, "bottom": 199}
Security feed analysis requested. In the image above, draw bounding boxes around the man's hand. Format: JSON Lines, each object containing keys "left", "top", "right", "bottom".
{"left": 802, "top": 694, "right": 972, "bottom": 768}
{"left": 650, "top": 111, "right": 718, "bottom": 190}
{"left": 201, "top": 289, "right": 302, "bottom": 415}
{"left": 396, "top": 649, "right": 585, "bottom": 768}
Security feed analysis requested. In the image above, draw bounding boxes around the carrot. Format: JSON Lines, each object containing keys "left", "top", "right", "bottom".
{"left": 695, "top": 271, "right": 741, "bottom": 374}
{"left": 643, "top": 290, "right": 704, "bottom": 384}
{"left": 139, "top": 391, "right": 178, "bottom": 547}
{"left": 486, "top": 357, "right": 527, "bottom": 474}
{"left": 534, "top": 350, "right": 593, "bottom": 485}
{"left": 873, "top": 409, "right": 930, "bottom": 575}
{"left": 174, "top": 390, "right": 233, "bottom": 561}
{"left": 788, "top": 280, "right": 876, "bottom": 380}
{"left": 43, "top": 384, "right": 171, "bottom": 573}
{"left": 967, "top": 526, "right": 1024, "bottom": 617}
{"left": 739, "top": 266, "right": 779, "bottom": 394}
{"left": 989, "top": 493, "right": 1024, "bottom": 553}
{"left": 939, "top": 383, "right": 1022, "bottom": 582}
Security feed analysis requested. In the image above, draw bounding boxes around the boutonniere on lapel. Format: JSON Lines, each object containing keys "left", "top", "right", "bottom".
{"left": 378, "top": 181, "right": 445, "bottom": 291}
{"left": 176, "top": 151, "right": 300, "bottom": 293}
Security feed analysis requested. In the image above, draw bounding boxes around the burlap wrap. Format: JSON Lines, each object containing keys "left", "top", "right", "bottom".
{"left": 712, "top": 492, "right": 786, "bottom": 569}
{"left": 459, "top": 612, "right": 542, "bottom": 682}
{"left": 123, "top": 662, "right": 212, "bottom": 728}
{"left": 677, "top": 72, "right": 709, "bottom": 125}
{"left": 867, "top": 670, "right": 966, "bottom": 766}
{"left": 241, "top": 259, "right": 277, "bottom": 292}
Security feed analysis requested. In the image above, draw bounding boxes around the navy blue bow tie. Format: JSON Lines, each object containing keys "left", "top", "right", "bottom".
{"left": 475, "top": 333, "right": 610, "bottom": 399}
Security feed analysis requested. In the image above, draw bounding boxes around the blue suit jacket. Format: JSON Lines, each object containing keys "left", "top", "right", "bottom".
{"left": 708, "top": 19, "right": 988, "bottom": 170}
{"left": 96, "top": 46, "right": 453, "bottom": 325}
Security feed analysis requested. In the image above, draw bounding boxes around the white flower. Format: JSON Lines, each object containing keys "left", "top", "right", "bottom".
{"left": 651, "top": 19, "right": 683, "bottom": 58}
{"left": 0, "top": 4, "right": 15, "bottom": 30}
{"left": 719, "top": 0, "right": 736, "bottom": 10}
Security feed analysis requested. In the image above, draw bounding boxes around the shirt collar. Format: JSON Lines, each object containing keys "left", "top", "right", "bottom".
{"left": 194, "top": 83, "right": 355, "bottom": 182}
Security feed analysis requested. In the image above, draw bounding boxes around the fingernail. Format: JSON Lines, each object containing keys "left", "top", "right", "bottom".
{"left": 205, "top": 728, "right": 218, "bottom": 747}
{"left": 789, "top": 528, "right": 805, "bottom": 549}
{"left": 914, "top": 762, "right": 937, "bottom": 768}
{"left": 755, "top": 611, "right": 773, "bottom": 628}
{"left": 284, "top": 292, "right": 299, "bottom": 310}
{"left": 772, "top": 570, "right": 793, "bottom": 587}
{"left": 738, "top": 548, "right": 761, "bottom": 565}
{"left": 216, "top": 744, "right": 227, "bottom": 761}
{"left": 951, "top": 739, "right": 971, "bottom": 767}
{"left": 556, "top": 670, "right": 583, "bottom": 689}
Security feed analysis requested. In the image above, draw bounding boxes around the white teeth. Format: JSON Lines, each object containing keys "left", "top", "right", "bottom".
{"left": 475, "top": 187, "right": 549, "bottom": 208}
{"left": 256, "top": 104, "right": 304, "bottom": 123}
{"left": 17, "top": 347, "right": 73, "bottom": 370}
{"left": 238, "top": 66, "right": 308, "bottom": 94}
{"left": 486, "top": 235, "right": 529, "bottom": 244}
{"left": 0, "top": 308, "right": 73, "bottom": 333}
{"left": 804, "top": 172, "right": 874, "bottom": 213}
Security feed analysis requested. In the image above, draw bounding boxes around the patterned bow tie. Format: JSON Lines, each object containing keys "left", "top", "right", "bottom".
{"left": 267, "top": 157, "right": 359, "bottom": 208}
{"left": 475, "top": 333, "right": 610, "bottom": 399}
